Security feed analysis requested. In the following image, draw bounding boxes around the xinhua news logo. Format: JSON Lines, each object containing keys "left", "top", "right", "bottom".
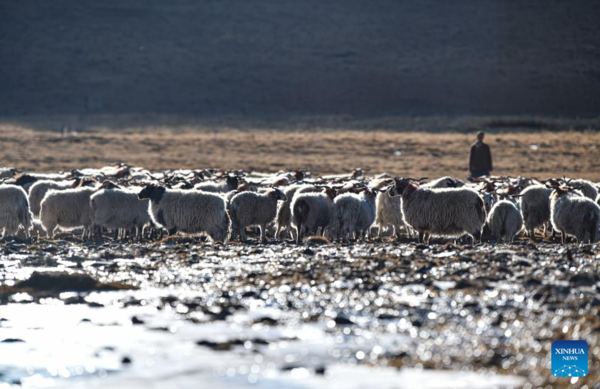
{"left": 551, "top": 340, "right": 588, "bottom": 377}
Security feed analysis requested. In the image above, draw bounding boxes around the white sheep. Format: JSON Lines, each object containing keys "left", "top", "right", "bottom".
{"left": 368, "top": 178, "right": 409, "bottom": 240}
{"left": 550, "top": 185, "right": 600, "bottom": 243}
{"left": 138, "top": 184, "right": 230, "bottom": 242}
{"left": 90, "top": 184, "right": 152, "bottom": 240}
{"left": 519, "top": 184, "right": 552, "bottom": 239}
{"left": 230, "top": 188, "right": 288, "bottom": 242}
{"left": 28, "top": 180, "right": 75, "bottom": 217}
{"left": 421, "top": 176, "right": 459, "bottom": 189}
{"left": 329, "top": 187, "right": 377, "bottom": 243}
{"left": 291, "top": 187, "right": 336, "bottom": 243}
{"left": 194, "top": 175, "right": 239, "bottom": 193}
{"left": 0, "top": 185, "right": 32, "bottom": 238}
{"left": 39, "top": 186, "right": 97, "bottom": 239}
{"left": 28, "top": 177, "right": 97, "bottom": 218}
{"left": 486, "top": 200, "right": 523, "bottom": 243}
{"left": 373, "top": 191, "right": 408, "bottom": 240}
{"left": 389, "top": 178, "right": 486, "bottom": 244}
{"left": 274, "top": 184, "right": 320, "bottom": 240}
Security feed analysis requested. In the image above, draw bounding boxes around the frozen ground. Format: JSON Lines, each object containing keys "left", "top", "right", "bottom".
{"left": 0, "top": 238, "right": 598, "bottom": 388}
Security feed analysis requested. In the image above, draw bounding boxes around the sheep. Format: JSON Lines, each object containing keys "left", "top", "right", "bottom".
{"left": 28, "top": 177, "right": 96, "bottom": 217}
{"left": 368, "top": 178, "right": 408, "bottom": 240}
{"left": 138, "top": 184, "right": 230, "bottom": 242}
{"left": 291, "top": 187, "right": 336, "bottom": 243}
{"left": 29, "top": 180, "right": 74, "bottom": 217}
{"left": 568, "top": 179, "right": 598, "bottom": 200}
{"left": 274, "top": 184, "right": 320, "bottom": 240}
{"left": 10, "top": 172, "right": 71, "bottom": 193}
{"left": 549, "top": 184, "right": 600, "bottom": 244}
{"left": 519, "top": 184, "right": 552, "bottom": 239}
{"left": 0, "top": 185, "right": 32, "bottom": 239}
{"left": 373, "top": 190, "right": 407, "bottom": 240}
{"left": 329, "top": 187, "right": 377, "bottom": 243}
{"left": 90, "top": 183, "right": 152, "bottom": 240}
{"left": 0, "top": 168, "right": 17, "bottom": 179}
{"left": 230, "top": 188, "right": 287, "bottom": 242}
{"left": 39, "top": 186, "right": 97, "bottom": 240}
{"left": 422, "top": 176, "right": 459, "bottom": 189}
{"left": 194, "top": 175, "right": 239, "bottom": 193}
{"left": 486, "top": 200, "right": 523, "bottom": 243}
{"left": 388, "top": 178, "right": 486, "bottom": 244}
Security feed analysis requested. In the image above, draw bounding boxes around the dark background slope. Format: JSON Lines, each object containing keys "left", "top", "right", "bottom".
{"left": 1, "top": 0, "right": 599, "bottom": 118}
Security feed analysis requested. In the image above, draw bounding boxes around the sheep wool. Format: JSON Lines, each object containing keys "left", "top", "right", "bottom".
{"left": 329, "top": 189, "right": 376, "bottom": 242}
{"left": 39, "top": 187, "right": 97, "bottom": 239}
{"left": 275, "top": 184, "right": 319, "bottom": 240}
{"left": 550, "top": 189, "right": 600, "bottom": 243}
{"left": 91, "top": 187, "right": 152, "bottom": 238}
{"left": 0, "top": 185, "right": 32, "bottom": 238}
{"left": 519, "top": 185, "right": 552, "bottom": 238}
{"left": 291, "top": 188, "right": 335, "bottom": 243}
{"left": 230, "top": 188, "right": 287, "bottom": 242}
{"left": 486, "top": 200, "right": 523, "bottom": 243}
{"left": 389, "top": 179, "right": 485, "bottom": 244}
{"left": 138, "top": 184, "right": 230, "bottom": 242}
{"left": 28, "top": 180, "right": 75, "bottom": 217}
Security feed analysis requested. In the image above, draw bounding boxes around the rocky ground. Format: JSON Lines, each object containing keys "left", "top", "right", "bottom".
{"left": 0, "top": 235, "right": 598, "bottom": 388}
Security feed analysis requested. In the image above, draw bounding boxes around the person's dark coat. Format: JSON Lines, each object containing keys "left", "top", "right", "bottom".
{"left": 469, "top": 142, "right": 493, "bottom": 173}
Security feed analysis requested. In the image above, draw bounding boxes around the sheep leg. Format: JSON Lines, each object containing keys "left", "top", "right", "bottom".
{"left": 168, "top": 227, "right": 177, "bottom": 236}
{"left": 275, "top": 225, "right": 283, "bottom": 240}
{"left": 46, "top": 225, "right": 55, "bottom": 239}
{"left": 395, "top": 226, "right": 403, "bottom": 242}
{"left": 290, "top": 227, "right": 298, "bottom": 242}
{"left": 239, "top": 226, "right": 247, "bottom": 242}
{"left": 418, "top": 231, "right": 425, "bottom": 243}
{"left": 260, "top": 224, "right": 268, "bottom": 243}
{"left": 93, "top": 225, "right": 104, "bottom": 244}
{"left": 561, "top": 231, "right": 565, "bottom": 244}
{"left": 295, "top": 222, "right": 302, "bottom": 244}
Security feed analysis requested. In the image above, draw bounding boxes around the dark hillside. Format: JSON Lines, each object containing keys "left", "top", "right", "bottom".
{"left": 1, "top": 1, "right": 599, "bottom": 118}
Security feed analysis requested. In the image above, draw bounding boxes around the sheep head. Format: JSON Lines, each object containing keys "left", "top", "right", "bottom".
{"left": 266, "top": 187, "right": 288, "bottom": 201}
{"left": 138, "top": 184, "right": 167, "bottom": 202}
{"left": 96, "top": 180, "right": 120, "bottom": 191}
{"left": 388, "top": 177, "right": 421, "bottom": 197}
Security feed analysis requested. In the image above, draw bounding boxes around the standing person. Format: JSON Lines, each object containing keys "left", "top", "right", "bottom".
{"left": 469, "top": 131, "right": 493, "bottom": 178}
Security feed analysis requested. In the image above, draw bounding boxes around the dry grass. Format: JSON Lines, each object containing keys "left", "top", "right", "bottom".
{"left": 2, "top": 124, "right": 600, "bottom": 180}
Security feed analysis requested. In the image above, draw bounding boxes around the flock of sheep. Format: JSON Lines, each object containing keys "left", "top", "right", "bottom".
{"left": 0, "top": 164, "right": 599, "bottom": 245}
